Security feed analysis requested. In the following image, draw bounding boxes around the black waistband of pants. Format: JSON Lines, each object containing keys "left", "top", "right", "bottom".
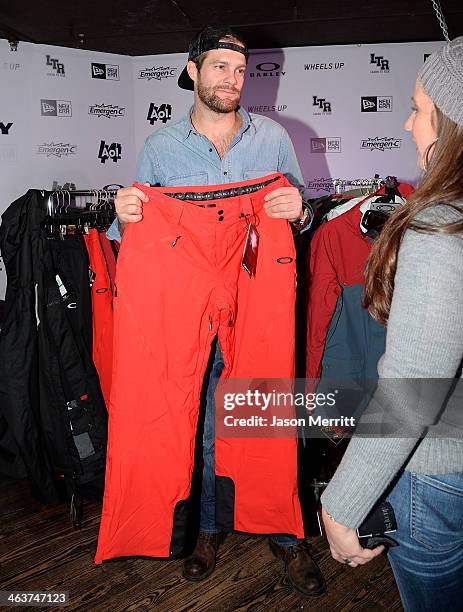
{"left": 164, "top": 176, "right": 280, "bottom": 203}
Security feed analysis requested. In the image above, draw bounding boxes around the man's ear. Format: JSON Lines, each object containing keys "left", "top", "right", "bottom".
{"left": 186, "top": 60, "right": 198, "bottom": 87}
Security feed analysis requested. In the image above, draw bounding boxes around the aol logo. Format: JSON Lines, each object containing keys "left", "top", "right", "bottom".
{"left": 147, "top": 103, "right": 172, "bottom": 125}
{"left": 98, "top": 141, "right": 122, "bottom": 164}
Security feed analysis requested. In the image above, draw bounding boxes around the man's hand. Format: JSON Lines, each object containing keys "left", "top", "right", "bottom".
{"left": 115, "top": 184, "right": 150, "bottom": 232}
{"left": 321, "top": 506, "right": 384, "bottom": 568}
{"left": 264, "top": 186, "right": 303, "bottom": 222}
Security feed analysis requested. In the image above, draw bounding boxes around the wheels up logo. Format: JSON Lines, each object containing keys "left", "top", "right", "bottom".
{"left": 46, "top": 54, "right": 65, "bottom": 76}
{"left": 2, "top": 62, "right": 20, "bottom": 71}
{"left": 361, "top": 137, "right": 402, "bottom": 151}
{"left": 88, "top": 104, "right": 126, "bottom": 118}
{"left": 40, "top": 100, "right": 72, "bottom": 117}
{"left": 98, "top": 141, "right": 122, "bottom": 164}
{"left": 138, "top": 66, "right": 177, "bottom": 81}
{"left": 37, "top": 143, "right": 77, "bottom": 157}
{"left": 91, "top": 63, "right": 120, "bottom": 80}
{"left": 310, "top": 137, "right": 341, "bottom": 153}
{"left": 361, "top": 96, "right": 393, "bottom": 112}
{"left": 0, "top": 122, "right": 13, "bottom": 135}
{"left": 248, "top": 62, "right": 286, "bottom": 78}
{"left": 147, "top": 103, "right": 172, "bottom": 124}
{"left": 304, "top": 62, "right": 345, "bottom": 71}
{"left": 370, "top": 53, "right": 390, "bottom": 73}
{"left": 247, "top": 104, "right": 288, "bottom": 113}
{"left": 312, "top": 96, "right": 332, "bottom": 115}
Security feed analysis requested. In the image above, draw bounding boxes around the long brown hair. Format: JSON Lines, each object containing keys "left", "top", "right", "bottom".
{"left": 364, "top": 107, "right": 463, "bottom": 325}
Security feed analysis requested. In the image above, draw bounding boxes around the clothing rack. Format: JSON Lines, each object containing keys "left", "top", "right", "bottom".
{"left": 44, "top": 189, "right": 118, "bottom": 238}
{"left": 46, "top": 189, "right": 118, "bottom": 216}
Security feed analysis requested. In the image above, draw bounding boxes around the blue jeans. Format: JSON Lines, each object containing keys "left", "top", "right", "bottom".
{"left": 386, "top": 469, "right": 463, "bottom": 611}
{"left": 200, "top": 341, "right": 302, "bottom": 547}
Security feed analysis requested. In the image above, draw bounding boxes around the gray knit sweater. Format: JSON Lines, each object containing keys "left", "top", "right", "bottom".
{"left": 321, "top": 204, "right": 463, "bottom": 528}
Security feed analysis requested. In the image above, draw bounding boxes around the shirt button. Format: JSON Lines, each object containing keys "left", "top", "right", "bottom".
{"left": 218, "top": 209, "right": 224, "bottom": 214}
{"left": 209, "top": 148, "right": 213, "bottom": 152}
{"left": 218, "top": 216, "right": 224, "bottom": 221}
{"left": 223, "top": 171, "right": 227, "bottom": 175}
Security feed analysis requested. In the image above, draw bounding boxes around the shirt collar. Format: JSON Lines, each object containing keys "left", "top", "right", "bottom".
{"left": 182, "top": 105, "right": 254, "bottom": 141}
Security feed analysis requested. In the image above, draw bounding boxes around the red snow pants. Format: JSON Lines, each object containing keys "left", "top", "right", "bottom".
{"left": 95, "top": 173, "right": 304, "bottom": 563}
{"left": 83, "top": 229, "right": 115, "bottom": 409}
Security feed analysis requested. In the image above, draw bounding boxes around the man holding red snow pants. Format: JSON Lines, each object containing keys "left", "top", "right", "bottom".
{"left": 95, "top": 25, "right": 324, "bottom": 598}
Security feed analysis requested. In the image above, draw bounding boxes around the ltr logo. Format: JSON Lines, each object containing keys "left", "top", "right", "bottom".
{"left": 370, "top": 54, "right": 390, "bottom": 71}
{"left": 313, "top": 96, "right": 332, "bottom": 113}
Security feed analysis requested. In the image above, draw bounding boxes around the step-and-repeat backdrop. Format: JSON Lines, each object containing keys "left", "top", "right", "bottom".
{"left": 0, "top": 38, "right": 443, "bottom": 297}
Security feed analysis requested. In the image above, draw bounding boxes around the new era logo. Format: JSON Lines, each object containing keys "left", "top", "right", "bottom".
{"left": 361, "top": 96, "right": 393, "bottom": 112}
{"left": 310, "top": 137, "right": 341, "bottom": 153}
{"left": 41, "top": 99, "right": 72, "bottom": 117}
{"left": 91, "top": 63, "right": 120, "bottom": 80}
{"left": 92, "top": 64, "right": 105, "bottom": 77}
{"left": 41, "top": 100, "right": 56, "bottom": 114}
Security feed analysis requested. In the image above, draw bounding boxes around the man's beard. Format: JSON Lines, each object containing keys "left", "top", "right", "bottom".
{"left": 197, "top": 81, "right": 241, "bottom": 114}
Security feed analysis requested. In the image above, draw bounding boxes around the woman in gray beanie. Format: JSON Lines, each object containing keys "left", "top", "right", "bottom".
{"left": 320, "top": 37, "right": 463, "bottom": 611}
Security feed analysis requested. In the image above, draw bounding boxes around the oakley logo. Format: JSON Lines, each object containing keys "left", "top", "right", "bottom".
{"left": 96, "top": 288, "right": 108, "bottom": 293}
{"left": 256, "top": 62, "right": 280, "bottom": 71}
{"left": 66, "top": 302, "right": 77, "bottom": 309}
{"left": 276, "top": 257, "right": 294, "bottom": 264}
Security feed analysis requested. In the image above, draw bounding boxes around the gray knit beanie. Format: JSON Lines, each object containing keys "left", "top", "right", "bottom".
{"left": 418, "top": 36, "right": 463, "bottom": 127}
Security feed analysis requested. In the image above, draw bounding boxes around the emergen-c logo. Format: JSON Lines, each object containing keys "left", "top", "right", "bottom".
{"left": 91, "top": 63, "right": 120, "bottom": 80}
{"left": 248, "top": 62, "right": 286, "bottom": 78}
{"left": 311, "top": 137, "right": 341, "bottom": 153}
{"left": 41, "top": 99, "right": 72, "bottom": 117}
{"left": 361, "top": 96, "right": 393, "bottom": 112}
{"left": 38, "top": 143, "right": 77, "bottom": 157}
{"left": 138, "top": 66, "right": 177, "bottom": 81}
{"left": 306, "top": 178, "right": 336, "bottom": 192}
{"left": 89, "top": 104, "right": 125, "bottom": 118}
{"left": 361, "top": 137, "right": 402, "bottom": 151}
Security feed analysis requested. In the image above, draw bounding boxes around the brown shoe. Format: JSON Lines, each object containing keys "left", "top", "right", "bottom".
{"left": 182, "top": 531, "right": 226, "bottom": 582}
{"left": 269, "top": 539, "right": 326, "bottom": 597}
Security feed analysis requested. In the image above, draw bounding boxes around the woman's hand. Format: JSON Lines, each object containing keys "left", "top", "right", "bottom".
{"left": 321, "top": 506, "right": 385, "bottom": 567}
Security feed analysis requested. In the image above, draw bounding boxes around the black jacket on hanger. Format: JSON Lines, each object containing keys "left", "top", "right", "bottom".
{"left": 0, "top": 190, "right": 107, "bottom": 504}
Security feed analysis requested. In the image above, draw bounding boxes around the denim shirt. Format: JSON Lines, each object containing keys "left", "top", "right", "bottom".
{"left": 107, "top": 106, "right": 305, "bottom": 242}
